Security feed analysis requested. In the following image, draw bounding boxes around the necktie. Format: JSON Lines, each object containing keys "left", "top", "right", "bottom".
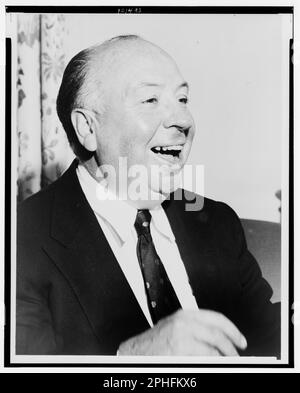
{"left": 134, "top": 209, "right": 181, "bottom": 324}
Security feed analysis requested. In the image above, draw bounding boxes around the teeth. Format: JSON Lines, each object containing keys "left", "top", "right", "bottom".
{"left": 153, "top": 145, "right": 183, "bottom": 152}
{"left": 166, "top": 145, "right": 183, "bottom": 151}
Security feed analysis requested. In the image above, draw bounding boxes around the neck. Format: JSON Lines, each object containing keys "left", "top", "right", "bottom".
{"left": 80, "top": 156, "right": 102, "bottom": 182}
{"left": 80, "top": 157, "right": 167, "bottom": 210}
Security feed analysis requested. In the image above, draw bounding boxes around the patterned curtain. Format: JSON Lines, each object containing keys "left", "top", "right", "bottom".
{"left": 17, "top": 14, "right": 74, "bottom": 202}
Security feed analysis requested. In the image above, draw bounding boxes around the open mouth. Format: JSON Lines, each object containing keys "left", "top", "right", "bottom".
{"left": 150, "top": 145, "right": 183, "bottom": 162}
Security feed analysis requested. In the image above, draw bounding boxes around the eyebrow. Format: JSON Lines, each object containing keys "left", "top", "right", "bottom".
{"left": 135, "top": 81, "right": 189, "bottom": 91}
{"left": 178, "top": 81, "right": 189, "bottom": 91}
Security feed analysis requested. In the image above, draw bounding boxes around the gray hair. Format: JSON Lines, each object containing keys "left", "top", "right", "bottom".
{"left": 56, "top": 34, "right": 141, "bottom": 160}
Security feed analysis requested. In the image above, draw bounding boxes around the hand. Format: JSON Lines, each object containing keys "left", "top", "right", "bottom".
{"left": 118, "top": 309, "right": 247, "bottom": 356}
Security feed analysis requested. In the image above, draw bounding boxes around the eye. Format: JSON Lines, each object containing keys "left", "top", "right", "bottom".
{"left": 142, "top": 97, "right": 158, "bottom": 104}
{"left": 179, "top": 96, "right": 189, "bottom": 104}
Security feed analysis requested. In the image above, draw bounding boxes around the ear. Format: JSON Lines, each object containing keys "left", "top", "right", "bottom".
{"left": 71, "top": 108, "right": 97, "bottom": 152}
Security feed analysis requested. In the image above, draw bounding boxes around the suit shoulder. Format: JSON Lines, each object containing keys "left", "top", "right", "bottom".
{"left": 183, "top": 191, "right": 245, "bottom": 256}
{"left": 18, "top": 182, "right": 54, "bottom": 216}
{"left": 173, "top": 188, "right": 240, "bottom": 225}
{"left": 203, "top": 196, "right": 240, "bottom": 224}
{"left": 17, "top": 178, "right": 60, "bottom": 237}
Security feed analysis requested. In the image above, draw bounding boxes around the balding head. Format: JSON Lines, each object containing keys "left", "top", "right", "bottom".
{"left": 57, "top": 35, "right": 173, "bottom": 160}
{"left": 57, "top": 34, "right": 194, "bottom": 206}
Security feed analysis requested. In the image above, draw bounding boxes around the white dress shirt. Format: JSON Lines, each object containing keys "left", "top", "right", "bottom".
{"left": 76, "top": 164, "right": 198, "bottom": 327}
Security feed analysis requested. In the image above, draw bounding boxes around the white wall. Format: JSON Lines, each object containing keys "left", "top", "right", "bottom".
{"left": 63, "top": 13, "right": 292, "bottom": 222}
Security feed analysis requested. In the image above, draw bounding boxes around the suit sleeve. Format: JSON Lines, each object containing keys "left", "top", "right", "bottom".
{"left": 16, "top": 205, "right": 58, "bottom": 355}
{"left": 16, "top": 250, "right": 59, "bottom": 355}
{"left": 228, "top": 207, "right": 281, "bottom": 358}
{"left": 16, "top": 292, "right": 57, "bottom": 355}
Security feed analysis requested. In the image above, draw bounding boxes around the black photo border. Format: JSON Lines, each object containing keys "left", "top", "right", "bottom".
{"left": 4, "top": 5, "right": 295, "bottom": 369}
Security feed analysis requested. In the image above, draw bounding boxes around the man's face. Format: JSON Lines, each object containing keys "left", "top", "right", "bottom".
{"left": 93, "top": 44, "right": 195, "bottom": 202}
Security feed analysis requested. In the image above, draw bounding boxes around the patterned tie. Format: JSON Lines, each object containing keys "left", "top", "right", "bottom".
{"left": 134, "top": 209, "right": 181, "bottom": 324}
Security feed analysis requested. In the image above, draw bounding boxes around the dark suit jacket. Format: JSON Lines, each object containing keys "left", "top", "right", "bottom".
{"left": 16, "top": 160, "right": 280, "bottom": 356}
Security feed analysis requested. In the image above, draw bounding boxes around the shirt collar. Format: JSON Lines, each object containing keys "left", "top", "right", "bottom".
{"left": 76, "top": 164, "right": 136, "bottom": 243}
{"left": 150, "top": 205, "right": 176, "bottom": 242}
{"left": 76, "top": 163, "right": 175, "bottom": 244}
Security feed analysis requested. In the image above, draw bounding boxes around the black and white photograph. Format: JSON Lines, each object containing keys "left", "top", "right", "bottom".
{"left": 3, "top": 4, "right": 296, "bottom": 369}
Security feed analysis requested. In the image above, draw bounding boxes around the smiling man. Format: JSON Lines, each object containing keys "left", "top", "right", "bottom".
{"left": 66, "top": 35, "right": 195, "bottom": 206}
{"left": 16, "top": 35, "right": 280, "bottom": 357}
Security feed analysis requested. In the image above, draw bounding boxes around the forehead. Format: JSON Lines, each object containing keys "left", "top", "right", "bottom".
{"left": 131, "top": 56, "right": 183, "bottom": 84}
{"left": 105, "top": 44, "right": 186, "bottom": 94}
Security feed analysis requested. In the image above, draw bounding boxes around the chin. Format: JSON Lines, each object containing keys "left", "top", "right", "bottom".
{"left": 150, "top": 168, "right": 183, "bottom": 194}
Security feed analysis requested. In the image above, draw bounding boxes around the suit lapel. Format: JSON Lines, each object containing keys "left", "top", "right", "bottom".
{"left": 43, "top": 160, "right": 149, "bottom": 353}
{"left": 163, "top": 193, "right": 223, "bottom": 311}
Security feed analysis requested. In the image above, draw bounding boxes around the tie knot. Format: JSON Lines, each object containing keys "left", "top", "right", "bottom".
{"left": 134, "top": 210, "right": 152, "bottom": 236}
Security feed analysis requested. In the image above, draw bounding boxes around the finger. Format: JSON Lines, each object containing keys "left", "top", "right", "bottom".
{"left": 189, "top": 343, "right": 222, "bottom": 357}
{"left": 193, "top": 327, "right": 240, "bottom": 356}
{"left": 172, "top": 315, "right": 239, "bottom": 356}
{"left": 193, "top": 310, "right": 247, "bottom": 350}
{"left": 172, "top": 339, "right": 222, "bottom": 356}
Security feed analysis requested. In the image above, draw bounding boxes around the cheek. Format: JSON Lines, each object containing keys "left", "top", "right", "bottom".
{"left": 99, "top": 104, "right": 163, "bottom": 162}
{"left": 132, "top": 110, "right": 162, "bottom": 139}
{"left": 123, "top": 111, "right": 162, "bottom": 147}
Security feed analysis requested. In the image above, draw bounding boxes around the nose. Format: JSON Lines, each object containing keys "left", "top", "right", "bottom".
{"left": 162, "top": 104, "right": 193, "bottom": 135}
